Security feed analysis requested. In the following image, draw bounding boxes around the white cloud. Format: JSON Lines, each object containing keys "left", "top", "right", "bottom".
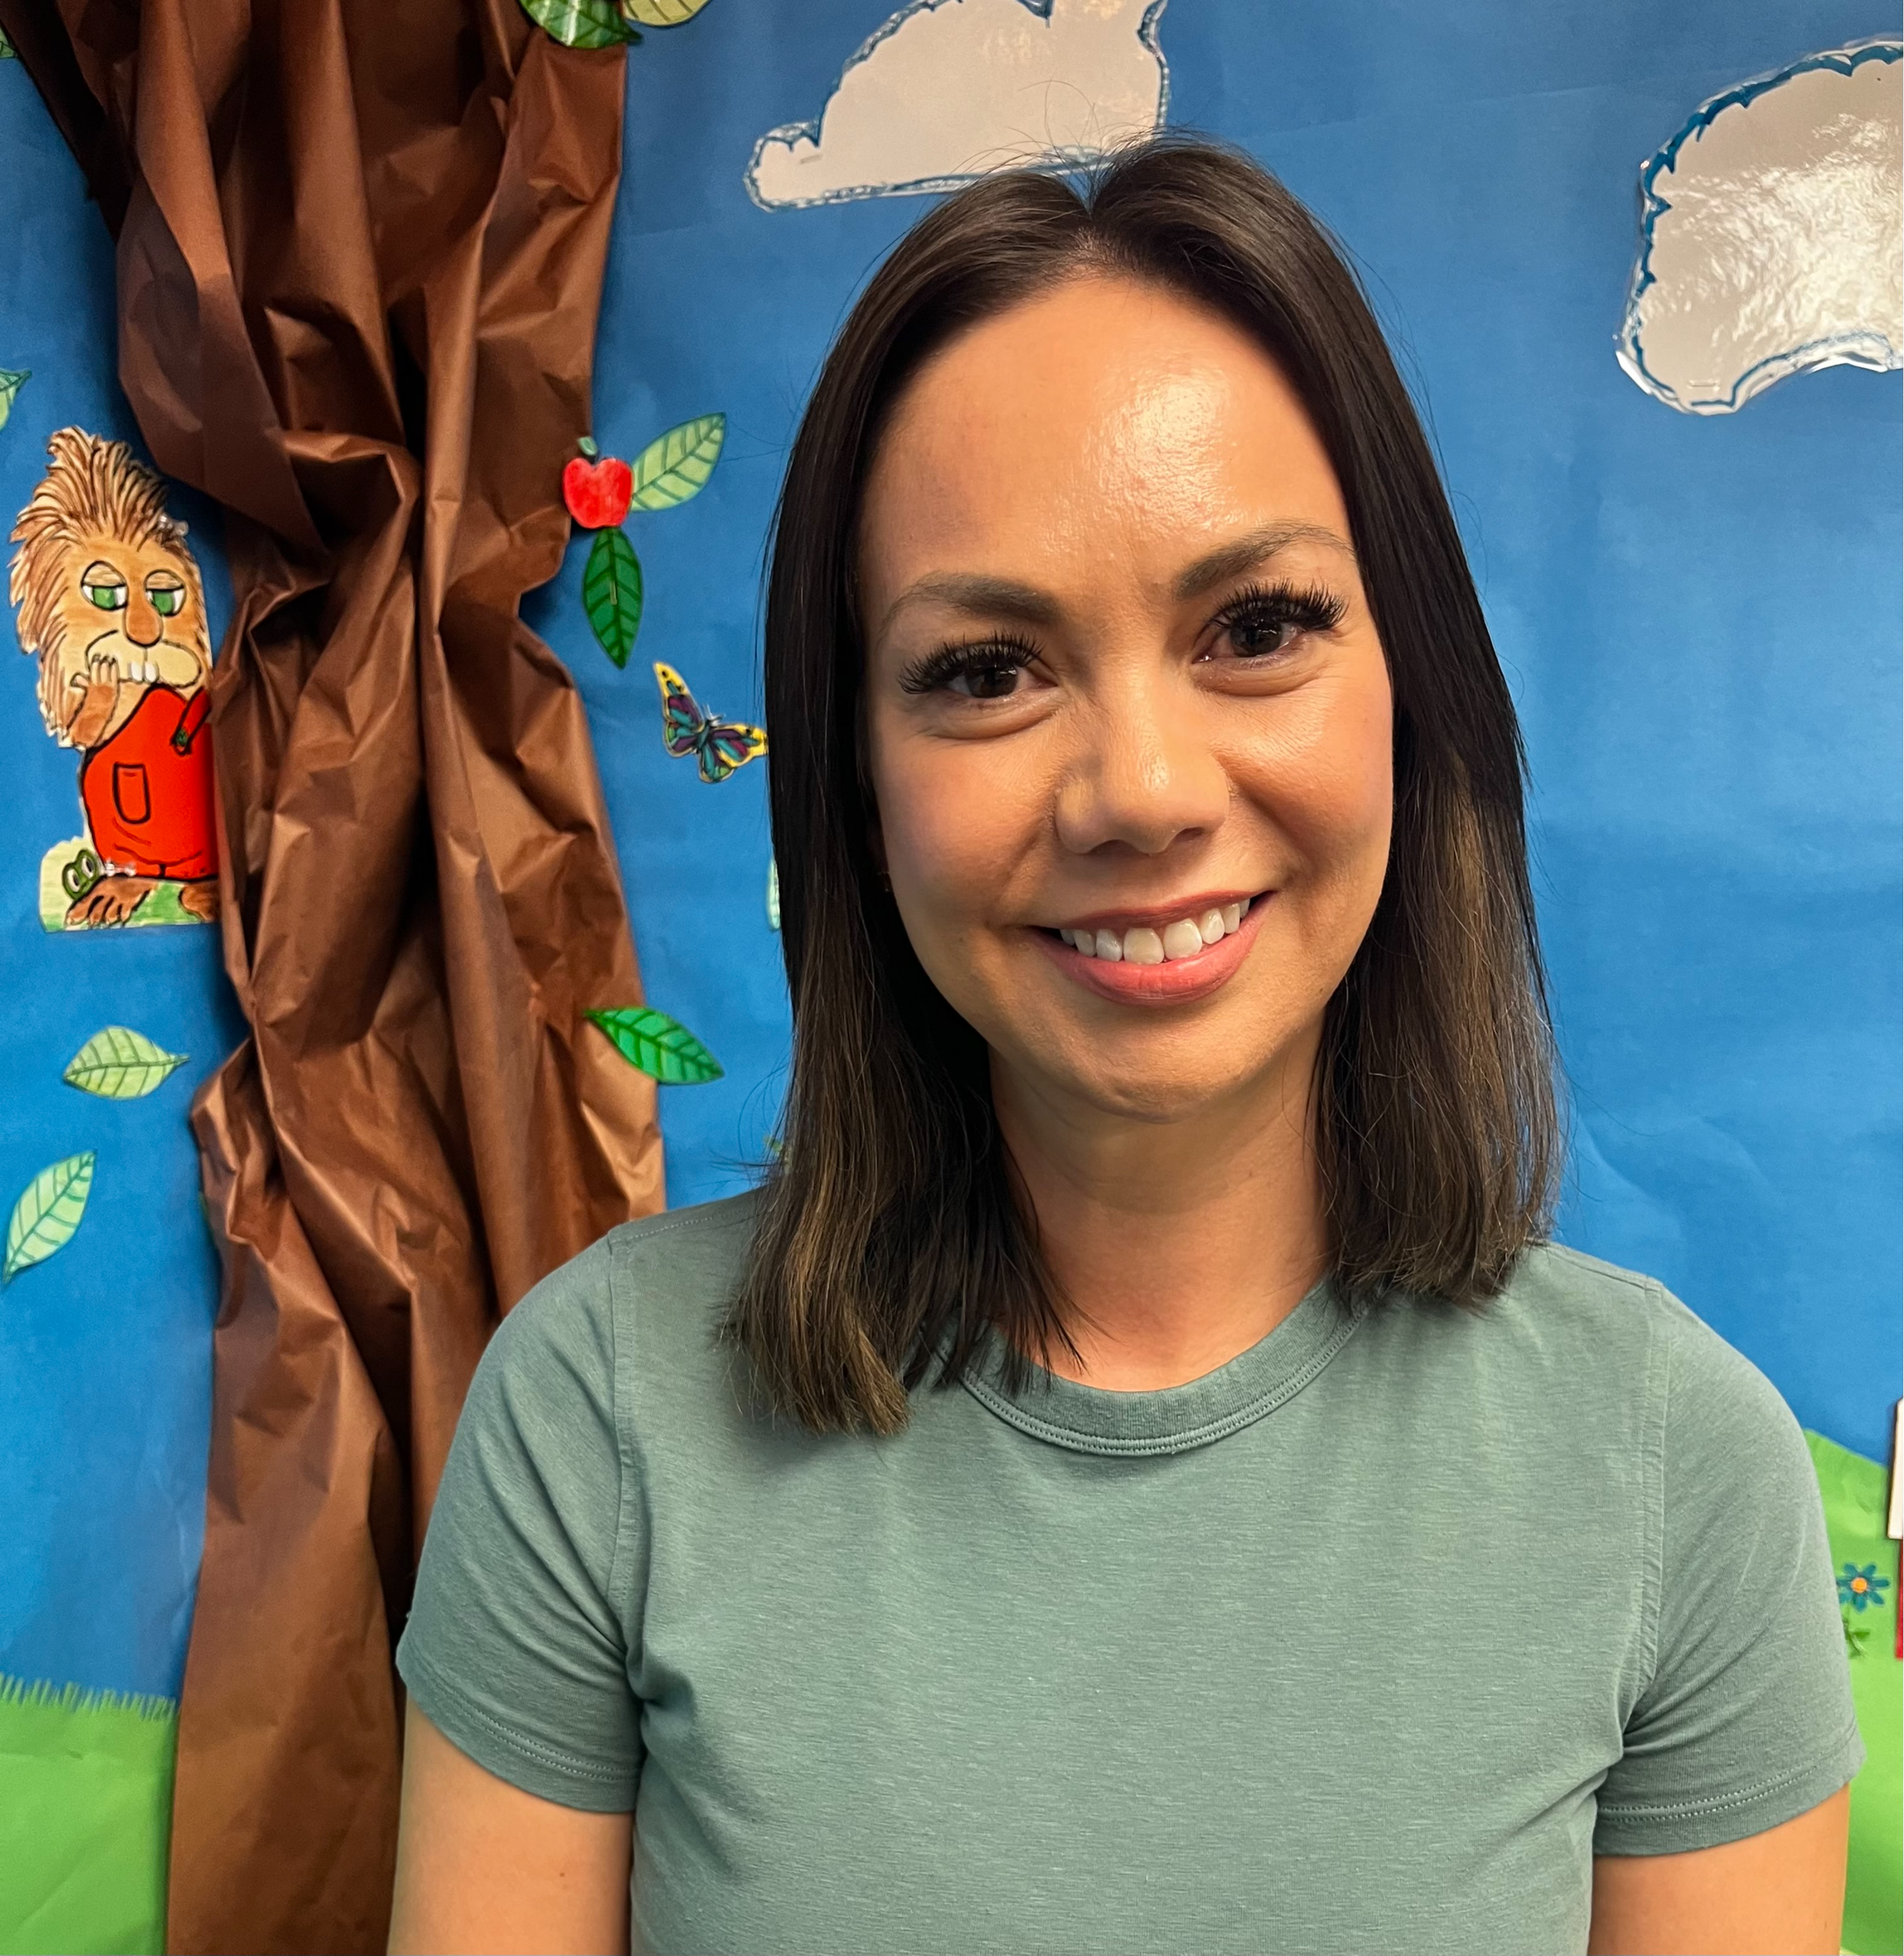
{"left": 745, "top": 0, "right": 1169, "bottom": 211}
{"left": 1617, "top": 40, "right": 1902, "bottom": 415}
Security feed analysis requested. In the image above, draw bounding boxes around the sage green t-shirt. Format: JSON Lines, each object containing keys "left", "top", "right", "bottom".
{"left": 396, "top": 1193, "right": 1861, "bottom": 1956}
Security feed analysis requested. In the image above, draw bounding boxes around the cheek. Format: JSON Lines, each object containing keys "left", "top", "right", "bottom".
{"left": 875, "top": 738, "right": 1039, "bottom": 923}
{"left": 1240, "top": 662, "right": 1394, "bottom": 906}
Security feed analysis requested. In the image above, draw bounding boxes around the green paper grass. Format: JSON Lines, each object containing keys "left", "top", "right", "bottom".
{"left": 1806, "top": 1430, "right": 1901, "bottom": 1956}
{"left": 0, "top": 1675, "right": 176, "bottom": 1955}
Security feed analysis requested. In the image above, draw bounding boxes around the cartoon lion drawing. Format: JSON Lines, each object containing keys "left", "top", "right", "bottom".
{"left": 9, "top": 429, "right": 218, "bottom": 929}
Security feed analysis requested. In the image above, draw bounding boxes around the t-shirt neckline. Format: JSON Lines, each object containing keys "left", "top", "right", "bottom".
{"left": 958, "top": 1275, "right": 1366, "bottom": 1457}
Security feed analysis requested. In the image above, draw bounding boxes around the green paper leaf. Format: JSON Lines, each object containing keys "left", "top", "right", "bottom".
{"left": 583, "top": 526, "right": 643, "bottom": 667}
{"left": 519, "top": 0, "right": 638, "bottom": 48}
{"left": 622, "top": 0, "right": 712, "bottom": 23}
{"left": 0, "top": 26, "right": 15, "bottom": 57}
{"left": 630, "top": 414, "right": 725, "bottom": 511}
{"left": 0, "top": 369, "right": 28, "bottom": 431}
{"left": 586, "top": 1007, "right": 723, "bottom": 1084}
{"left": 4, "top": 1151, "right": 95, "bottom": 1284}
{"left": 63, "top": 1026, "right": 188, "bottom": 1099}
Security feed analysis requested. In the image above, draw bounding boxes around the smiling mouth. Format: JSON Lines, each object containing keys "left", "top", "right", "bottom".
{"left": 1048, "top": 896, "right": 1254, "bottom": 966}
{"left": 1033, "top": 891, "right": 1271, "bottom": 1006}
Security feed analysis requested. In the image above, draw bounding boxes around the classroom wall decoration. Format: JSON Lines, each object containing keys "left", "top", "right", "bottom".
{"left": 744, "top": 0, "right": 1172, "bottom": 207}
{"left": 2, "top": 6, "right": 666, "bottom": 1950}
{"left": 0, "top": 48, "right": 241, "bottom": 1955}
{"left": 12, "top": 429, "right": 218, "bottom": 931}
{"left": 0, "top": 2, "right": 1897, "bottom": 1953}
{"left": 1617, "top": 39, "right": 1903, "bottom": 414}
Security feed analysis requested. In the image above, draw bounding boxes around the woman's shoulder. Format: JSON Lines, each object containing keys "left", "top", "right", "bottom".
{"left": 1480, "top": 1241, "right": 1806, "bottom": 1467}
{"left": 480, "top": 1190, "right": 761, "bottom": 1425}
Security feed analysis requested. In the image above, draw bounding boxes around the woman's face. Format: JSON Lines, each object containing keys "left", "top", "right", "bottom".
{"left": 859, "top": 275, "right": 1394, "bottom": 1127}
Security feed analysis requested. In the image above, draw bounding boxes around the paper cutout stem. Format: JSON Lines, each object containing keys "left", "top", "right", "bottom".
{"left": 586, "top": 1006, "right": 724, "bottom": 1083}
{"left": 63, "top": 1026, "right": 188, "bottom": 1099}
{"left": 4, "top": 1151, "right": 96, "bottom": 1284}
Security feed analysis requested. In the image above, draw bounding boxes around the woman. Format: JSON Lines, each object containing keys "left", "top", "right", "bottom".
{"left": 389, "top": 140, "right": 1859, "bottom": 1955}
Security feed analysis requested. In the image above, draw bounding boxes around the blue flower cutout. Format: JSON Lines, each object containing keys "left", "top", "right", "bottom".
{"left": 1837, "top": 1563, "right": 1890, "bottom": 1612}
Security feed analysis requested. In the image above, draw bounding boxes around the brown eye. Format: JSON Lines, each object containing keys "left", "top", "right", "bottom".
{"left": 1227, "top": 613, "right": 1299, "bottom": 657}
{"left": 1208, "top": 580, "right": 1349, "bottom": 661}
{"left": 955, "top": 661, "right": 1022, "bottom": 699}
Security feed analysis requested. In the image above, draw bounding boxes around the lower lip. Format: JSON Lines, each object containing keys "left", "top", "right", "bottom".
{"left": 1033, "top": 898, "right": 1270, "bottom": 1007}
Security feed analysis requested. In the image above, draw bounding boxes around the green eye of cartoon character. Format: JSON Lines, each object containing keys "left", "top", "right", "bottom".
{"left": 81, "top": 562, "right": 127, "bottom": 611}
{"left": 146, "top": 572, "right": 186, "bottom": 618}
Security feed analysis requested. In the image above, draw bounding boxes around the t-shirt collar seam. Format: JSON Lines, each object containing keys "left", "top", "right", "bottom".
{"left": 957, "top": 1298, "right": 1368, "bottom": 1455}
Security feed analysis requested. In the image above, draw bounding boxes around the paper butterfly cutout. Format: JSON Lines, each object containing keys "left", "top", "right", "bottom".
{"left": 654, "top": 661, "right": 768, "bottom": 784}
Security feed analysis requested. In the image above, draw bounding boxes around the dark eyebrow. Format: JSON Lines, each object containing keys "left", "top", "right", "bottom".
{"left": 873, "top": 572, "right": 1063, "bottom": 644}
{"left": 1172, "top": 522, "right": 1356, "bottom": 601}
{"left": 874, "top": 523, "right": 1354, "bottom": 642}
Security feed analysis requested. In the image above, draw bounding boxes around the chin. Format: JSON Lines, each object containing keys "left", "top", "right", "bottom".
{"left": 1022, "top": 1033, "right": 1293, "bottom": 1127}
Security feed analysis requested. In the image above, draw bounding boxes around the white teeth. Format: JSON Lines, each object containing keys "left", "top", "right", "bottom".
{"left": 1060, "top": 898, "right": 1258, "bottom": 963}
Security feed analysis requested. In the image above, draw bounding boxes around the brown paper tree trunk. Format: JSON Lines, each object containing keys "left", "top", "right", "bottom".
{"left": 0, "top": 3, "right": 665, "bottom": 1949}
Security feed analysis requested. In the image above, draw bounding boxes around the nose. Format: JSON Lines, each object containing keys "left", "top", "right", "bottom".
{"left": 1053, "top": 671, "right": 1230, "bottom": 859}
{"left": 124, "top": 586, "right": 164, "bottom": 648}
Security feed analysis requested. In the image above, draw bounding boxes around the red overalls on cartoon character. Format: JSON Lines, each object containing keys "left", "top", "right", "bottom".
{"left": 76, "top": 684, "right": 215, "bottom": 880}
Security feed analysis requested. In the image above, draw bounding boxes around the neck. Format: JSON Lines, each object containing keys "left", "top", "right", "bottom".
{"left": 991, "top": 1032, "right": 1329, "bottom": 1392}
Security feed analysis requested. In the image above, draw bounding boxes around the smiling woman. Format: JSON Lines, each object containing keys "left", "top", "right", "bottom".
{"left": 388, "top": 140, "right": 1860, "bottom": 1956}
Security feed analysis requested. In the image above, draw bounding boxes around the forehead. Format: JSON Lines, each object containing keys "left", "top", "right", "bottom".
{"left": 860, "top": 274, "right": 1348, "bottom": 605}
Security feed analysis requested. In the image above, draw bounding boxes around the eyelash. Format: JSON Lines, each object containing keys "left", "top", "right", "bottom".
{"left": 1208, "top": 579, "right": 1347, "bottom": 655}
{"left": 897, "top": 579, "right": 1349, "bottom": 697}
{"left": 898, "top": 632, "right": 1043, "bottom": 697}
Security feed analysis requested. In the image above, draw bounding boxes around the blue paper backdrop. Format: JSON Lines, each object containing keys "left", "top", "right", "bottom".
{"left": 0, "top": 59, "right": 244, "bottom": 1702}
{"left": 2, "top": 0, "right": 1898, "bottom": 1718}
{"left": 531, "top": 0, "right": 1901, "bottom": 1464}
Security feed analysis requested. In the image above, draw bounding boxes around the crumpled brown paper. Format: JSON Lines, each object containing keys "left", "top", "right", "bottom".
{"left": 0, "top": 3, "right": 664, "bottom": 1949}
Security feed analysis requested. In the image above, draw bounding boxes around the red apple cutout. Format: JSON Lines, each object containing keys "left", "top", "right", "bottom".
{"left": 562, "top": 437, "right": 634, "bottom": 530}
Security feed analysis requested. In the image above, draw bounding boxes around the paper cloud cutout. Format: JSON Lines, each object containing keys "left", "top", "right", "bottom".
{"left": 745, "top": 0, "right": 1169, "bottom": 211}
{"left": 1617, "top": 40, "right": 1903, "bottom": 415}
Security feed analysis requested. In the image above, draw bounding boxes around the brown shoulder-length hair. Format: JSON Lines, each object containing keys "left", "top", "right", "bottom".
{"left": 728, "top": 136, "right": 1560, "bottom": 1435}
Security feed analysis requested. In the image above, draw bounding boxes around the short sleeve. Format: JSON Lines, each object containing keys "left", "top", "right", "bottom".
{"left": 395, "top": 1239, "right": 641, "bottom": 1812}
{"left": 1594, "top": 1293, "right": 1864, "bottom": 1855}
